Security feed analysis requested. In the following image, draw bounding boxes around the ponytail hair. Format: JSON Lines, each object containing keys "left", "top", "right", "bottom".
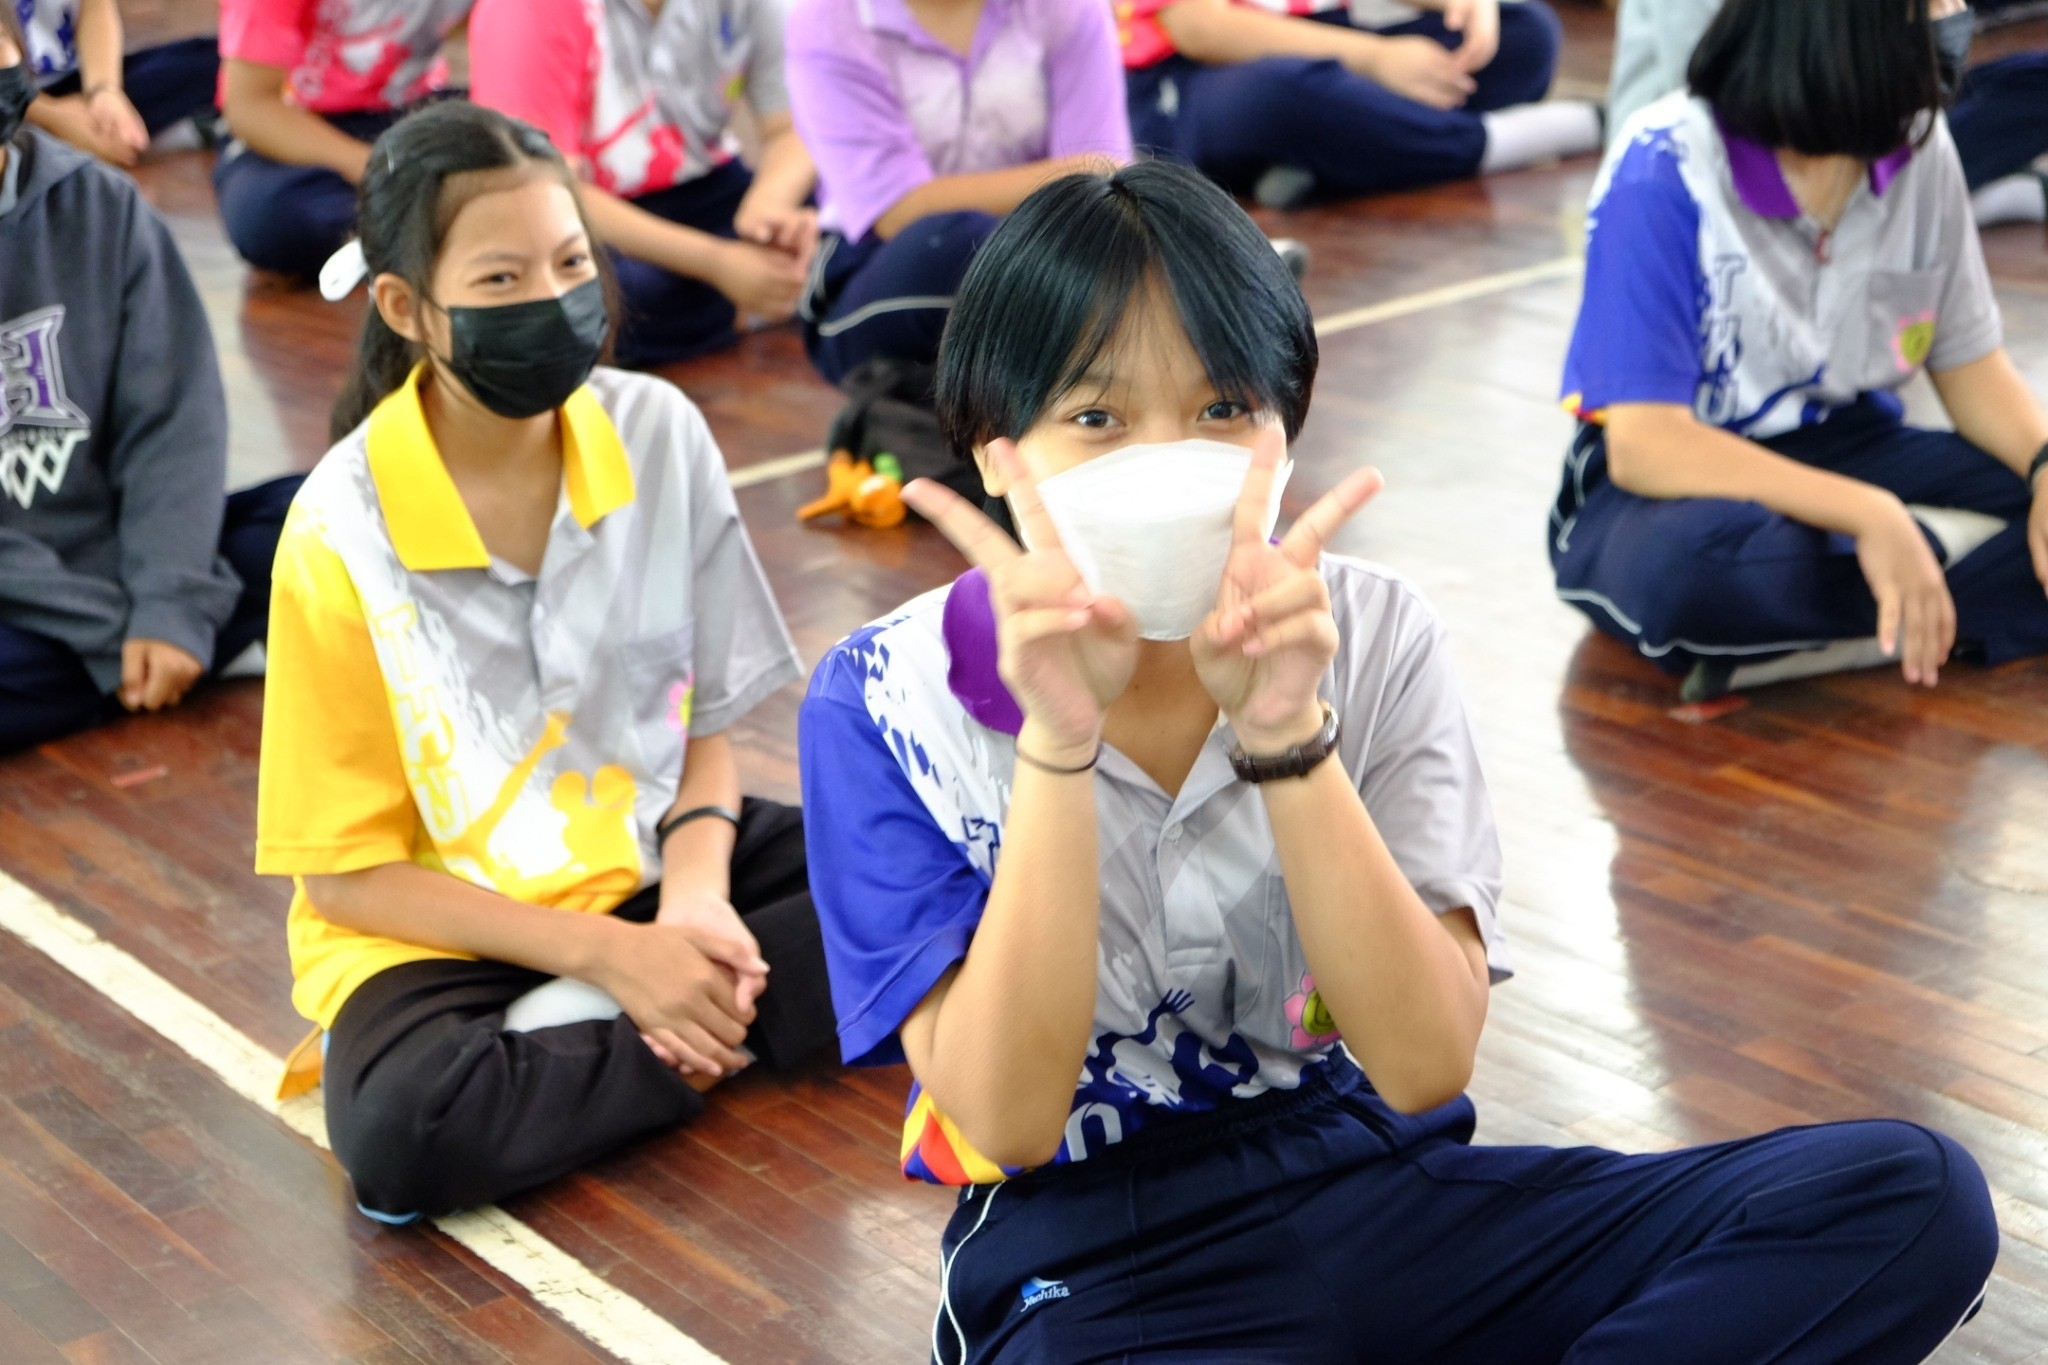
{"left": 329, "top": 101, "right": 617, "bottom": 441}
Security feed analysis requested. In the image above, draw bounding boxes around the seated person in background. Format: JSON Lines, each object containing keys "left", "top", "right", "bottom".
{"left": 1609, "top": 0, "right": 2048, "bottom": 227}
{"left": 214, "top": 0, "right": 472, "bottom": 279}
{"left": 801, "top": 158, "right": 1998, "bottom": 1365}
{"left": 17, "top": 0, "right": 219, "bottom": 165}
{"left": 1553, "top": 0, "right": 2048, "bottom": 702}
{"left": 259, "top": 103, "right": 836, "bottom": 1223}
{"left": 0, "top": 9, "right": 297, "bottom": 756}
{"left": 469, "top": 0, "right": 817, "bottom": 369}
{"left": 1120, "top": 0, "right": 1602, "bottom": 209}
{"left": 786, "top": 0, "right": 1132, "bottom": 384}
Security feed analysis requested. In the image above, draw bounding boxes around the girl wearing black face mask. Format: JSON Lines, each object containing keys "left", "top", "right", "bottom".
{"left": 258, "top": 101, "right": 837, "bottom": 1224}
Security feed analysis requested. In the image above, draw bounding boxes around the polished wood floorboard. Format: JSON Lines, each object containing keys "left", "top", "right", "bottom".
{"left": 0, "top": 3, "right": 2045, "bottom": 1360}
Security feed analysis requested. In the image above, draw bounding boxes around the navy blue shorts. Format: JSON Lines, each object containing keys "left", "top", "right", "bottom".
{"left": 609, "top": 160, "right": 756, "bottom": 369}
{"left": 0, "top": 474, "right": 302, "bottom": 755}
{"left": 214, "top": 108, "right": 402, "bottom": 279}
{"left": 1548, "top": 394, "right": 2048, "bottom": 673}
{"left": 1126, "top": 2, "right": 1561, "bottom": 200}
{"left": 799, "top": 210, "right": 999, "bottom": 384}
{"left": 933, "top": 1062, "right": 1994, "bottom": 1363}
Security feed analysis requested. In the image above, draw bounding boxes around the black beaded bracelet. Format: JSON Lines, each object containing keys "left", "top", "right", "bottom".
{"left": 1015, "top": 742, "right": 1101, "bottom": 776}
{"left": 655, "top": 804, "right": 741, "bottom": 851}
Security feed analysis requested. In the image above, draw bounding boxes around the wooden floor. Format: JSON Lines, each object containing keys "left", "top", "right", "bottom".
{"left": 2, "top": 3, "right": 2046, "bottom": 1361}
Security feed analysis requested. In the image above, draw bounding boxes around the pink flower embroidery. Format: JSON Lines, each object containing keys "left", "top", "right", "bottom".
{"left": 1283, "top": 972, "right": 1340, "bottom": 1050}
{"left": 664, "top": 673, "right": 696, "bottom": 735}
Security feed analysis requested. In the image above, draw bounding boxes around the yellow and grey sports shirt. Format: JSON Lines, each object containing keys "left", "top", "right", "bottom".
{"left": 256, "top": 364, "right": 800, "bottom": 1029}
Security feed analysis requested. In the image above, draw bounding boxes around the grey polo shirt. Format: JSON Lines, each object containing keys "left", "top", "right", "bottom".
{"left": 801, "top": 554, "right": 1507, "bottom": 1183}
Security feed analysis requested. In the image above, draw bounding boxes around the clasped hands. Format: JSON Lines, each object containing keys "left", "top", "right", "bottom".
{"left": 594, "top": 883, "right": 768, "bottom": 1083}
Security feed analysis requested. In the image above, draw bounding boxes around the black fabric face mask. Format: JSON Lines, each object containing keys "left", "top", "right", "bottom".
{"left": 434, "top": 278, "right": 609, "bottom": 420}
{"left": 1933, "top": 11, "right": 1975, "bottom": 98}
{"left": 0, "top": 64, "right": 35, "bottom": 147}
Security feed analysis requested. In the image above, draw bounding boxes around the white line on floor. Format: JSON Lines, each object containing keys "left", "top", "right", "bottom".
{"left": 0, "top": 868, "right": 728, "bottom": 1365}
{"left": 729, "top": 447, "right": 829, "bottom": 489}
{"left": 1312, "top": 256, "right": 1584, "bottom": 338}
{"left": 725, "top": 256, "right": 1585, "bottom": 493}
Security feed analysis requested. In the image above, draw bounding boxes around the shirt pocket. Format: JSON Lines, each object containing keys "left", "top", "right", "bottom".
{"left": 621, "top": 623, "right": 696, "bottom": 774}
{"left": 1862, "top": 268, "right": 1945, "bottom": 384}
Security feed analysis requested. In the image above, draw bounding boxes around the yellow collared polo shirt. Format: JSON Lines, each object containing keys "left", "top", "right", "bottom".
{"left": 256, "top": 365, "right": 801, "bottom": 1029}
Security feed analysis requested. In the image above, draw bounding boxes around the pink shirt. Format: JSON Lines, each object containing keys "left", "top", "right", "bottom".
{"left": 787, "top": 0, "right": 1132, "bottom": 242}
{"left": 218, "top": 0, "right": 475, "bottom": 114}
{"left": 470, "top": 0, "right": 790, "bottom": 200}
{"left": 1118, "top": 0, "right": 1341, "bottom": 70}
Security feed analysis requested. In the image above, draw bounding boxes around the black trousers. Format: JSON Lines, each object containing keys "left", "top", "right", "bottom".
{"left": 323, "top": 798, "right": 837, "bottom": 1221}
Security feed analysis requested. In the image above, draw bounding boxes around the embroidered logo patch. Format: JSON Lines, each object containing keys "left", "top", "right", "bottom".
{"left": 1892, "top": 311, "right": 1936, "bottom": 373}
{"left": 1020, "top": 1277, "right": 1071, "bottom": 1310}
{"left": 1284, "top": 972, "right": 1341, "bottom": 1050}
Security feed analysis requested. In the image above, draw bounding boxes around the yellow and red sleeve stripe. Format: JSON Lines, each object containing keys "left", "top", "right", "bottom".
{"left": 899, "top": 1087, "right": 1017, "bottom": 1186}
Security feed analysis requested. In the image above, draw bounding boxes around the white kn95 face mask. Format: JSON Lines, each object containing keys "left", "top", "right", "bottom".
{"left": 1017, "top": 438, "right": 1292, "bottom": 642}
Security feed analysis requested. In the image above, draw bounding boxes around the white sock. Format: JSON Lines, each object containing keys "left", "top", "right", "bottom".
{"left": 1906, "top": 504, "right": 2006, "bottom": 565}
{"left": 1726, "top": 637, "right": 1894, "bottom": 692}
{"left": 1479, "top": 101, "right": 1603, "bottom": 174}
{"left": 216, "top": 640, "right": 268, "bottom": 680}
{"left": 1970, "top": 172, "right": 2047, "bottom": 227}
{"left": 502, "top": 976, "right": 624, "bottom": 1033}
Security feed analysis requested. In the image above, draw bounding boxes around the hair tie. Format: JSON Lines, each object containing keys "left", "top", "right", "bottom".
{"left": 319, "top": 239, "right": 369, "bottom": 302}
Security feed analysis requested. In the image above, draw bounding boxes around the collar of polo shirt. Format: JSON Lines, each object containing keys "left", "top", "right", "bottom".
{"left": 365, "top": 362, "right": 636, "bottom": 572}
{"left": 1715, "top": 113, "right": 1917, "bottom": 220}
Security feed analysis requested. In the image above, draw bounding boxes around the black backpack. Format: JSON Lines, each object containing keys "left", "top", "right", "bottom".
{"left": 824, "top": 359, "right": 986, "bottom": 513}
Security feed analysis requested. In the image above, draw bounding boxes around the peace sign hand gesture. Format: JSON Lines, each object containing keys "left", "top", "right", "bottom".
{"left": 902, "top": 441, "right": 1140, "bottom": 755}
{"left": 1192, "top": 428, "right": 1385, "bottom": 751}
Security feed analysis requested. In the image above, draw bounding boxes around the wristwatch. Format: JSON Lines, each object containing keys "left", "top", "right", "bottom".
{"left": 1228, "top": 702, "right": 1340, "bottom": 784}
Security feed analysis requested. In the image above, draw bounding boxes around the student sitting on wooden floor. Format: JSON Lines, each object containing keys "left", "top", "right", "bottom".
{"left": 256, "top": 103, "right": 837, "bottom": 1223}
{"left": 1552, "top": 0, "right": 2048, "bottom": 701}
{"left": 1120, "top": 0, "right": 1602, "bottom": 209}
{"left": 800, "top": 159, "right": 1997, "bottom": 1364}
{"left": 0, "top": 9, "right": 298, "bottom": 756}
{"left": 1608, "top": 0, "right": 2048, "bottom": 228}
{"left": 469, "top": 0, "right": 817, "bottom": 368}
{"left": 786, "top": 0, "right": 1133, "bottom": 383}
{"left": 214, "top": 0, "right": 472, "bottom": 279}
{"left": 15, "top": 0, "right": 218, "bottom": 166}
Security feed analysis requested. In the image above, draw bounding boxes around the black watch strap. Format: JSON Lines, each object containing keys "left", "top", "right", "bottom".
{"left": 1228, "top": 703, "right": 1340, "bottom": 784}
{"left": 656, "top": 803, "right": 741, "bottom": 850}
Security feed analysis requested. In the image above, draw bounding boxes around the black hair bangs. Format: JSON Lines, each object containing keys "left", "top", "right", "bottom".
{"left": 1688, "top": 0, "right": 1945, "bottom": 160}
{"left": 936, "top": 160, "right": 1317, "bottom": 458}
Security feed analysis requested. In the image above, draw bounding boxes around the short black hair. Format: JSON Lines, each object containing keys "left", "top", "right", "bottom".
{"left": 1688, "top": 0, "right": 1945, "bottom": 159}
{"left": 936, "top": 159, "right": 1317, "bottom": 458}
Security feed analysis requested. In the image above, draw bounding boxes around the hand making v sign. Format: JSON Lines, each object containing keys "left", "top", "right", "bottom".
{"left": 1192, "top": 426, "right": 1386, "bottom": 752}
{"left": 902, "top": 440, "right": 1140, "bottom": 761}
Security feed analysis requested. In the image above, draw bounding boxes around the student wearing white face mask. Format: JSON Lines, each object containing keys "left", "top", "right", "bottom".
{"left": 797, "top": 160, "right": 1997, "bottom": 1364}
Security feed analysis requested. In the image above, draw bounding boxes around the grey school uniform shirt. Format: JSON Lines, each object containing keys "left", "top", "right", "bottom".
{"left": 0, "top": 130, "right": 239, "bottom": 689}
{"left": 801, "top": 555, "right": 1507, "bottom": 1184}
{"left": 1563, "top": 95, "right": 2001, "bottom": 441}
